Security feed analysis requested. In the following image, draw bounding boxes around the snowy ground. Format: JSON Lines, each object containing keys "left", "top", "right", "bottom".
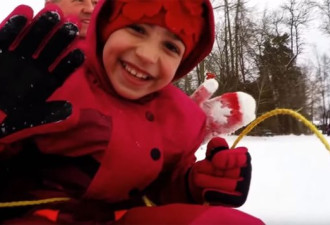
{"left": 196, "top": 134, "right": 330, "bottom": 225}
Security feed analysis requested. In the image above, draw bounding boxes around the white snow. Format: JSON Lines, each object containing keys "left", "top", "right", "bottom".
{"left": 237, "top": 92, "right": 256, "bottom": 125}
{"left": 203, "top": 79, "right": 219, "bottom": 94}
{"left": 196, "top": 134, "right": 330, "bottom": 225}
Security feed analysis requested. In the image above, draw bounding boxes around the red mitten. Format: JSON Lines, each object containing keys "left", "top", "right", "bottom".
{"left": 189, "top": 137, "right": 251, "bottom": 207}
{"left": 191, "top": 79, "right": 256, "bottom": 142}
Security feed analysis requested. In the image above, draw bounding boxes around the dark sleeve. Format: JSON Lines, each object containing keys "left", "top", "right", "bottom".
{"left": 0, "top": 140, "right": 100, "bottom": 222}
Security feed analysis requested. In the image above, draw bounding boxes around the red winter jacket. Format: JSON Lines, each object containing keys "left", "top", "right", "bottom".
{"left": 0, "top": 2, "right": 266, "bottom": 225}
{"left": 36, "top": 68, "right": 206, "bottom": 203}
{"left": 0, "top": 0, "right": 206, "bottom": 217}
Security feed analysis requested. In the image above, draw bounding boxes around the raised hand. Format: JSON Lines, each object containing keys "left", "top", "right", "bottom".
{"left": 190, "top": 78, "right": 256, "bottom": 142}
{"left": 0, "top": 5, "right": 84, "bottom": 138}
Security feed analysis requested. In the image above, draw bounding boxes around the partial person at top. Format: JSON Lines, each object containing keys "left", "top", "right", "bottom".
{"left": 45, "top": 0, "right": 98, "bottom": 38}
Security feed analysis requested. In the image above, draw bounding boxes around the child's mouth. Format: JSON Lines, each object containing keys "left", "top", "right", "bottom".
{"left": 122, "top": 62, "right": 150, "bottom": 80}
{"left": 81, "top": 19, "right": 90, "bottom": 24}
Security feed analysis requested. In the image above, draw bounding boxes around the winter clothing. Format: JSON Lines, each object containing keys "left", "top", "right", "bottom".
{"left": 0, "top": 5, "right": 84, "bottom": 139}
{"left": 97, "top": 0, "right": 214, "bottom": 80}
{"left": 189, "top": 137, "right": 252, "bottom": 206}
{"left": 101, "top": 0, "right": 205, "bottom": 59}
{"left": 0, "top": 1, "right": 263, "bottom": 224}
{"left": 190, "top": 79, "right": 256, "bottom": 142}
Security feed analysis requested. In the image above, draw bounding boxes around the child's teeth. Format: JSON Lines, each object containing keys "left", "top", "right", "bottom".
{"left": 123, "top": 62, "right": 148, "bottom": 80}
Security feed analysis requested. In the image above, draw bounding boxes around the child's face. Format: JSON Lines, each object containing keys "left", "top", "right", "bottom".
{"left": 102, "top": 24, "right": 185, "bottom": 100}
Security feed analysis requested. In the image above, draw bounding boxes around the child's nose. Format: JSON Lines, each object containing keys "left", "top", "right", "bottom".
{"left": 135, "top": 42, "right": 159, "bottom": 64}
{"left": 82, "top": 1, "right": 95, "bottom": 14}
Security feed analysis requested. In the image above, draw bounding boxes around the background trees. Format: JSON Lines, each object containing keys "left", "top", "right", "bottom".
{"left": 176, "top": 0, "right": 330, "bottom": 135}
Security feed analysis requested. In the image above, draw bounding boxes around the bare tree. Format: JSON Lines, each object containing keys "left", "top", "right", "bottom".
{"left": 314, "top": 52, "right": 330, "bottom": 127}
{"left": 281, "top": 0, "right": 315, "bottom": 58}
{"left": 316, "top": 0, "right": 330, "bottom": 35}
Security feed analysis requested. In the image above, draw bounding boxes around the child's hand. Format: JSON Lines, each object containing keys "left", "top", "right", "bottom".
{"left": 188, "top": 137, "right": 251, "bottom": 207}
{"left": 190, "top": 79, "right": 256, "bottom": 142}
{"left": 0, "top": 5, "right": 84, "bottom": 138}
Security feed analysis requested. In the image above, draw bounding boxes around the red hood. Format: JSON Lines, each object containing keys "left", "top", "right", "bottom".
{"left": 83, "top": 0, "right": 215, "bottom": 94}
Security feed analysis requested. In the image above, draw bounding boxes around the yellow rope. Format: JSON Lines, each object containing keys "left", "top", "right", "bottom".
{"left": 231, "top": 108, "right": 330, "bottom": 152}
{"left": 1, "top": 108, "right": 329, "bottom": 209}
{"left": 0, "top": 197, "right": 70, "bottom": 208}
{"left": 0, "top": 196, "right": 156, "bottom": 208}
{"left": 142, "top": 195, "right": 155, "bottom": 207}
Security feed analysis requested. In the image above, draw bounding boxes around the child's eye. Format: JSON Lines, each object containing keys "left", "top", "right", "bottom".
{"left": 164, "top": 42, "right": 181, "bottom": 55}
{"left": 127, "top": 24, "right": 146, "bottom": 35}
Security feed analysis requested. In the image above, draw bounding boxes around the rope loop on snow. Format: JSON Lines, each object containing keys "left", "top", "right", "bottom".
{"left": 231, "top": 108, "right": 330, "bottom": 152}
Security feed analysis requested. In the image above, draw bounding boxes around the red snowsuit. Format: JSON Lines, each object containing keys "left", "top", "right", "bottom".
{"left": 0, "top": 1, "right": 264, "bottom": 224}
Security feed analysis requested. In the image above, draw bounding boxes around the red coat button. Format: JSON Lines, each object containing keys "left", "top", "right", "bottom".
{"left": 145, "top": 111, "right": 154, "bottom": 121}
{"left": 150, "top": 148, "right": 161, "bottom": 160}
